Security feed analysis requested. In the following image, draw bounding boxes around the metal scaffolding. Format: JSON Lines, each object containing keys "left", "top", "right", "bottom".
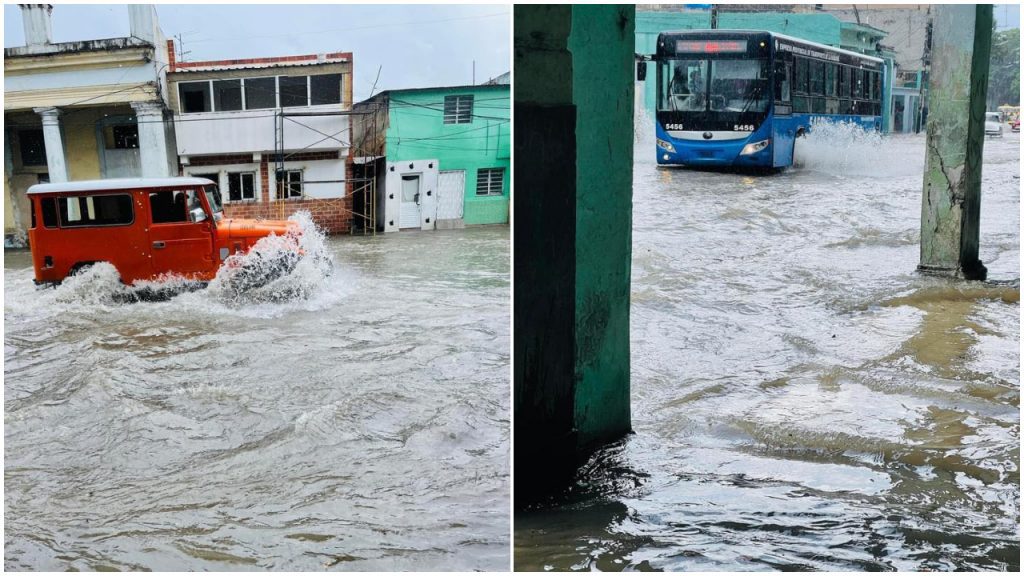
{"left": 271, "top": 105, "right": 381, "bottom": 235}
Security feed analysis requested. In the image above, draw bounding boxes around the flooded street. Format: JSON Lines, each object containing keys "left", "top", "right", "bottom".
{"left": 515, "top": 127, "right": 1019, "bottom": 571}
{"left": 5, "top": 226, "right": 510, "bottom": 571}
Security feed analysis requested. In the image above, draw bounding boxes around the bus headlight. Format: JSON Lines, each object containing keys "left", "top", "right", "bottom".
{"left": 656, "top": 138, "right": 676, "bottom": 153}
{"left": 740, "top": 139, "right": 771, "bottom": 155}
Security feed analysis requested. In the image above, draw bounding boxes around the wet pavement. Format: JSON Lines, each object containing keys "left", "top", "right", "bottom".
{"left": 4, "top": 225, "right": 510, "bottom": 571}
{"left": 515, "top": 127, "right": 1019, "bottom": 571}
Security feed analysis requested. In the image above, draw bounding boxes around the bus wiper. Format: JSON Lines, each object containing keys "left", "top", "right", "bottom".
{"left": 739, "top": 86, "right": 763, "bottom": 115}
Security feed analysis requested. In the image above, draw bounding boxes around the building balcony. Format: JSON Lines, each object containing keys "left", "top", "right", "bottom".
{"left": 173, "top": 104, "right": 350, "bottom": 157}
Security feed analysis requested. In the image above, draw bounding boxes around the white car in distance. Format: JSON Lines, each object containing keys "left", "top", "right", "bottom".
{"left": 985, "top": 112, "right": 1003, "bottom": 137}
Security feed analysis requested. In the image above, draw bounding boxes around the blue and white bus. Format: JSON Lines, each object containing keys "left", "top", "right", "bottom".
{"left": 640, "top": 30, "right": 884, "bottom": 169}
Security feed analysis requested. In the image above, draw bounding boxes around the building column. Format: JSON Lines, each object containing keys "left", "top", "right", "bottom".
{"left": 131, "top": 101, "right": 172, "bottom": 178}
{"left": 918, "top": 4, "right": 992, "bottom": 281}
{"left": 514, "top": 4, "right": 635, "bottom": 503}
{"left": 33, "top": 107, "right": 67, "bottom": 183}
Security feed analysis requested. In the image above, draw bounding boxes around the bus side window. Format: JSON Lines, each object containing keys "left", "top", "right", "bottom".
{"left": 795, "top": 57, "right": 808, "bottom": 94}
{"left": 774, "top": 60, "right": 791, "bottom": 102}
{"left": 840, "top": 66, "right": 852, "bottom": 114}
{"left": 826, "top": 63, "right": 837, "bottom": 97}
{"left": 809, "top": 60, "right": 823, "bottom": 96}
{"left": 793, "top": 57, "right": 809, "bottom": 113}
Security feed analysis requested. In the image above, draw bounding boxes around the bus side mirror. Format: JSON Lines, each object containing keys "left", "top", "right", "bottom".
{"left": 190, "top": 207, "right": 207, "bottom": 223}
{"left": 637, "top": 61, "right": 647, "bottom": 82}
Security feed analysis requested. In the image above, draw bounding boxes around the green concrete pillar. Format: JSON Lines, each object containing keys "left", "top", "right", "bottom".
{"left": 514, "top": 4, "right": 635, "bottom": 501}
{"left": 919, "top": 4, "right": 992, "bottom": 281}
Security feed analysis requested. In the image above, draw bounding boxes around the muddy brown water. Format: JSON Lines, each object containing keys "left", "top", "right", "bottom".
{"left": 5, "top": 226, "right": 510, "bottom": 571}
{"left": 515, "top": 127, "right": 1019, "bottom": 571}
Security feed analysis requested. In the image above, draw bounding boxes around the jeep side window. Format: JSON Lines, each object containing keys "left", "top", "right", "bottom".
{"left": 57, "top": 195, "right": 133, "bottom": 227}
{"left": 41, "top": 198, "right": 58, "bottom": 228}
{"left": 150, "top": 190, "right": 189, "bottom": 224}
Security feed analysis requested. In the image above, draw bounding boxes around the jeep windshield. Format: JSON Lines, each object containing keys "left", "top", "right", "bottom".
{"left": 203, "top": 185, "right": 224, "bottom": 222}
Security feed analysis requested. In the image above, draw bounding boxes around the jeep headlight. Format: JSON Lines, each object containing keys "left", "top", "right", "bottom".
{"left": 656, "top": 138, "right": 676, "bottom": 153}
{"left": 740, "top": 138, "right": 770, "bottom": 155}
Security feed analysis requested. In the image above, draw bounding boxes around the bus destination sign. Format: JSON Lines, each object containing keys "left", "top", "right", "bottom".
{"left": 675, "top": 40, "right": 746, "bottom": 53}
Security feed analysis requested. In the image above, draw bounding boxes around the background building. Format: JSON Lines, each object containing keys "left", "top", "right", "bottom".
{"left": 353, "top": 80, "right": 510, "bottom": 232}
{"left": 166, "top": 43, "right": 355, "bottom": 234}
{"left": 4, "top": 4, "right": 176, "bottom": 246}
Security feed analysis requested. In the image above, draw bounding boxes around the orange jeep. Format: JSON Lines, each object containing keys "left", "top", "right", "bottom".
{"left": 27, "top": 177, "right": 302, "bottom": 288}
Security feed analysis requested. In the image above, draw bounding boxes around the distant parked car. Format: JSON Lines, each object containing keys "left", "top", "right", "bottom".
{"left": 1011, "top": 119, "right": 1020, "bottom": 133}
{"left": 985, "top": 112, "right": 1003, "bottom": 137}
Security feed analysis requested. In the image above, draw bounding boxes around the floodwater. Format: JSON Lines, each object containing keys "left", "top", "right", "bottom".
{"left": 515, "top": 125, "right": 1019, "bottom": 570}
{"left": 4, "top": 224, "right": 510, "bottom": 571}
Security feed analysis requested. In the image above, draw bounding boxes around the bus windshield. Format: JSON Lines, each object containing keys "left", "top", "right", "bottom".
{"left": 659, "top": 58, "right": 769, "bottom": 114}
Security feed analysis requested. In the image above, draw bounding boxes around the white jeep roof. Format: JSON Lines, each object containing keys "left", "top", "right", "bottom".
{"left": 27, "top": 177, "right": 215, "bottom": 195}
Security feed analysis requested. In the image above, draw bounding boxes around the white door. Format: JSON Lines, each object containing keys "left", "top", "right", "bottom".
{"left": 437, "top": 170, "right": 465, "bottom": 221}
{"left": 399, "top": 174, "right": 422, "bottom": 229}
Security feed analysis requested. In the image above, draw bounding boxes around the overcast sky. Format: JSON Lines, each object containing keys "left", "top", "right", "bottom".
{"left": 994, "top": 3, "right": 1022, "bottom": 29}
{"left": 4, "top": 3, "right": 510, "bottom": 101}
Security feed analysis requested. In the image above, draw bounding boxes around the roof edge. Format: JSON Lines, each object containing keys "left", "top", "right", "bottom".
{"left": 28, "top": 177, "right": 215, "bottom": 195}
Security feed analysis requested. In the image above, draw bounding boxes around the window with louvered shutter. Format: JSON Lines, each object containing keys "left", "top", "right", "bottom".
{"left": 476, "top": 168, "right": 504, "bottom": 196}
{"left": 444, "top": 95, "right": 474, "bottom": 124}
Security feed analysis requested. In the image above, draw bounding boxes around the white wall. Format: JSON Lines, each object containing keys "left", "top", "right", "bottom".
{"left": 279, "top": 159, "right": 345, "bottom": 199}
{"left": 384, "top": 158, "right": 438, "bottom": 232}
{"left": 183, "top": 159, "right": 345, "bottom": 200}
{"left": 182, "top": 161, "right": 262, "bottom": 203}
{"left": 4, "top": 64, "right": 156, "bottom": 93}
{"left": 173, "top": 105, "right": 349, "bottom": 157}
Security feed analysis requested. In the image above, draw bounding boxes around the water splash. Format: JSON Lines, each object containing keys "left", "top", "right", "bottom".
{"left": 794, "top": 119, "right": 925, "bottom": 177}
{"left": 14, "top": 211, "right": 338, "bottom": 318}
{"left": 208, "top": 211, "right": 335, "bottom": 305}
{"left": 45, "top": 262, "right": 204, "bottom": 305}
{"left": 634, "top": 93, "right": 656, "bottom": 154}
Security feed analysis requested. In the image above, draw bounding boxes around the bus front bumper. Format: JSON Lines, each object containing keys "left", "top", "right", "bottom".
{"left": 656, "top": 137, "right": 772, "bottom": 168}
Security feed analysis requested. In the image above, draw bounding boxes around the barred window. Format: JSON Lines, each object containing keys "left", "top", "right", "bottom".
{"left": 227, "top": 172, "right": 256, "bottom": 202}
{"left": 277, "top": 170, "right": 303, "bottom": 199}
{"left": 476, "top": 168, "right": 504, "bottom": 196}
{"left": 444, "top": 95, "right": 474, "bottom": 124}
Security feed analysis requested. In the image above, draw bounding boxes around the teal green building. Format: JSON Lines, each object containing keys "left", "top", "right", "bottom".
{"left": 635, "top": 9, "right": 898, "bottom": 133}
{"left": 353, "top": 82, "right": 509, "bottom": 232}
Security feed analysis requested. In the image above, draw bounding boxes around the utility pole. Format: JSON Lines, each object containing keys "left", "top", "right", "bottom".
{"left": 918, "top": 4, "right": 993, "bottom": 281}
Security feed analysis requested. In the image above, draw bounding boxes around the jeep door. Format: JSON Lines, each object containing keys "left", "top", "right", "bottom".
{"left": 146, "top": 187, "right": 216, "bottom": 280}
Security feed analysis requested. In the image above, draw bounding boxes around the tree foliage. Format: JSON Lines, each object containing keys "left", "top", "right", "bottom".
{"left": 988, "top": 28, "right": 1020, "bottom": 107}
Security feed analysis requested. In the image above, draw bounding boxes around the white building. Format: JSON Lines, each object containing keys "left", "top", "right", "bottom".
{"left": 166, "top": 44, "right": 355, "bottom": 233}
{"left": 4, "top": 4, "right": 176, "bottom": 245}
